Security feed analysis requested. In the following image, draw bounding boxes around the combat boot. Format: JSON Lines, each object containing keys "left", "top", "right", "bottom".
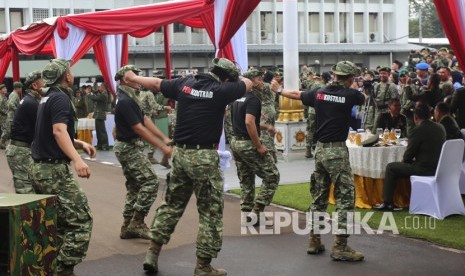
{"left": 126, "top": 211, "right": 151, "bottom": 239}
{"left": 330, "top": 235, "right": 364, "bottom": 262}
{"left": 57, "top": 265, "right": 75, "bottom": 276}
{"left": 148, "top": 153, "right": 159, "bottom": 164}
{"left": 307, "top": 231, "right": 325, "bottom": 254}
{"left": 143, "top": 240, "right": 163, "bottom": 273}
{"left": 160, "top": 154, "right": 171, "bottom": 168}
{"left": 120, "top": 216, "right": 134, "bottom": 239}
{"left": 305, "top": 148, "right": 313, "bottom": 158}
{"left": 194, "top": 258, "right": 227, "bottom": 276}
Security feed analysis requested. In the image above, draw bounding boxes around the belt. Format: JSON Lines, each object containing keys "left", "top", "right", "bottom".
{"left": 317, "top": 141, "right": 346, "bottom": 148}
{"left": 175, "top": 143, "right": 217, "bottom": 150}
{"left": 117, "top": 137, "right": 141, "bottom": 143}
{"left": 233, "top": 136, "right": 251, "bottom": 141}
{"left": 10, "top": 140, "right": 30, "bottom": 148}
{"left": 34, "top": 158, "right": 70, "bottom": 164}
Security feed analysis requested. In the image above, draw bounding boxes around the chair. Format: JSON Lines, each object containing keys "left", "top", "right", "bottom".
{"left": 409, "top": 139, "right": 465, "bottom": 219}
{"left": 459, "top": 129, "right": 465, "bottom": 194}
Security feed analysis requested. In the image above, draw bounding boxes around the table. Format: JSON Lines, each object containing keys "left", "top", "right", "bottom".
{"left": 77, "top": 118, "right": 95, "bottom": 145}
{"left": 0, "top": 193, "right": 57, "bottom": 275}
{"left": 329, "top": 142, "right": 411, "bottom": 209}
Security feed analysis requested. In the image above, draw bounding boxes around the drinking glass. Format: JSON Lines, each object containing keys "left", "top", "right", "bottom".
{"left": 395, "top": 129, "right": 401, "bottom": 139}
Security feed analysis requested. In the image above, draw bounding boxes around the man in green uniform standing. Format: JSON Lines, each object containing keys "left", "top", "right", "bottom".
{"left": 88, "top": 82, "right": 109, "bottom": 150}
{"left": 0, "top": 81, "right": 22, "bottom": 146}
{"left": 274, "top": 61, "right": 365, "bottom": 262}
{"left": 0, "top": 84, "right": 8, "bottom": 149}
{"left": 371, "top": 67, "right": 399, "bottom": 132}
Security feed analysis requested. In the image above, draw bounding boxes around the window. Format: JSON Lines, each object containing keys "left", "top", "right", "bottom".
{"left": 339, "top": 12, "right": 348, "bottom": 42}
{"left": 173, "top": 23, "right": 186, "bottom": 33}
{"left": 277, "top": 12, "right": 283, "bottom": 33}
{"left": 74, "top": 9, "right": 91, "bottom": 15}
{"left": 10, "top": 9, "right": 23, "bottom": 31}
{"left": 33, "top": 9, "right": 49, "bottom": 22}
{"left": 308, "top": 12, "right": 319, "bottom": 32}
{"left": 260, "top": 11, "right": 273, "bottom": 33}
{"left": 191, "top": 27, "right": 203, "bottom": 33}
{"left": 369, "top": 13, "right": 378, "bottom": 33}
{"left": 354, "top": 13, "right": 363, "bottom": 33}
{"left": 53, "top": 9, "right": 70, "bottom": 17}
{"left": 324, "top": 13, "right": 334, "bottom": 33}
{"left": 0, "top": 9, "right": 5, "bottom": 33}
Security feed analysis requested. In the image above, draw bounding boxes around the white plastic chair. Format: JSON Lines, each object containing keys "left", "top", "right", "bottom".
{"left": 409, "top": 139, "right": 465, "bottom": 219}
{"left": 459, "top": 129, "right": 465, "bottom": 194}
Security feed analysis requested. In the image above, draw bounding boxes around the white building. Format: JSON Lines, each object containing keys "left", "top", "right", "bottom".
{"left": 0, "top": 0, "right": 420, "bottom": 78}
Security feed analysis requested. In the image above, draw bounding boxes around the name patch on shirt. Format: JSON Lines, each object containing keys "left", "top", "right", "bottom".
{"left": 182, "top": 86, "right": 213, "bottom": 99}
{"left": 316, "top": 93, "right": 346, "bottom": 103}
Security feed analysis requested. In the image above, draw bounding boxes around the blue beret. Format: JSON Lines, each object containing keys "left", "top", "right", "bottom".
{"left": 415, "top": 62, "right": 429, "bottom": 70}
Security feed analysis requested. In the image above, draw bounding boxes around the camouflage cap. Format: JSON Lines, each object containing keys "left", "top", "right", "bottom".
{"left": 243, "top": 69, "right": 264, "bottom": 80}
{"left": 398, "top": 69, "right": 409, "bottom": 77}
{"left": 211, "top": 58, "right": 240, "bottom": 79}
{"left": 13, "top": 81, "right": 22, "bottom": 89}
{"left": 42, "top": 59, "right": 71, "bottom": 85}
{"left": 331, "top": 61, "right": 357, "bottom": 76}
{"left": 114, "top": 64, "right": 141, "bottom": 81}
{"left": 439, "top": 47, "right": 449, "bottom": 52}
{"left": 24, "top": 70, "right": 42, "bottom": 88}
{"left": 0, "top": 84, "right": 5, "bottom": 90}
{"left": 364, "top": 70, "right": 375, "bottom": 77}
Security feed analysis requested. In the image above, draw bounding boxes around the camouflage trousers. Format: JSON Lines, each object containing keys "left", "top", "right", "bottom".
{"left": 31, "top": 162, "right": 93, "bottom": 267}
{"left": 310, "top": 142, "right": 354, "bottom": 234}
{"left": 306, "top": 108, "right": 316, "bottom": 153}
{"left": 0, "top": 115, "right": 12, "bottom": 143}
{"left": 150, "top": 147, "right": 223, "bottom": 258}
{"left": 230, "top": 139, "right": 280, "bottom": 212}
{"left": 6, "top": 144, "right": 35, "bottom": 194}
{"left": 362, "top": 105, "right": 375, "bottom": 131}
{"left": 114, "top": 139, "right": 159, "bottom": 218}
{"left": 223, "top": 107, "right": 233, "bottom": 144}
{"left": 260, "top": 130, "right": 276, "bottom": 159}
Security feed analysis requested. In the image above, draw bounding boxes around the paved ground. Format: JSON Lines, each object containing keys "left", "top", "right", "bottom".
{"left": 0, "top": 150, "right": 464, "bottom": 275}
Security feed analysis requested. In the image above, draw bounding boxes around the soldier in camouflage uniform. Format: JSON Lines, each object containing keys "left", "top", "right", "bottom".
{"left": 31, "top": 59, "right": 96, "bottom": 275}
{"left": 368, "top": 67, "right": 399, "bottom": 132}
{"left": 0, "top": 84, "right": 7, "bottom": 149}
{"left": 88, "top": 83, "right": 109, "bottom": 150}
{"left": 123, "top": 58, "right": 252, "bottom": 276}
{"left": 113, "top": 66, "right": 172, "bottom": 241}
{"left": 230, "top": 69, "right": 280, "bottom": 224}
{"left": 399, "top": 70, "right": 419, "bottom": 137}
{"left": 139, "top": 88, "right": 159, "bottom": 164}
{"left": 6, "top": 71, "right": 45, "bottom": 194}
{"left": 275, "top": 61, "right": 365, "bottom": 262}
{"left": 0, "top": 81, "right": 23, "bottom": 146}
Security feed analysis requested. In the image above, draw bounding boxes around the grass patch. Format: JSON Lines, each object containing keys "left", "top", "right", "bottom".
{"left": 229, "top": 183, "right": 465, "bottom": 250}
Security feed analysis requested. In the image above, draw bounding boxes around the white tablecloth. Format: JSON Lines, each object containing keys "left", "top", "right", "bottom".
{"left": 92, "top": 114, "right": 115, "bottom": 146}
{"left": 347, "top": 142, "right": 407, "bottom": 179}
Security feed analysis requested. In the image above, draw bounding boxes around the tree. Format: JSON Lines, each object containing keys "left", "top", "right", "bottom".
{"left": 408, "top": 0, "right": 445, "bottom": 38}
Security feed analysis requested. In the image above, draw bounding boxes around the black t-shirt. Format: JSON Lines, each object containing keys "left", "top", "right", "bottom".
{"left": 32, "top": 87, "right": 75, "bottom": 161}
{"left": 160, "top": 73, "right": 246, "bottom": 145}
{"left": 114, "top": 90, "right": 144, "bottom": 140}
{"left": 301, "top": 84, "right": 365, "bottom": 142}
{"left": 11, "top": 92, "right": 40, "bottom": 144}
{"left": 231, "top": 93, "right": 261, "bottom": 138}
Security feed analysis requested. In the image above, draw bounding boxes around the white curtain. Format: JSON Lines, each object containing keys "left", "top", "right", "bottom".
{"left": 101, "top": 34, "right": 123, "bottom": 93}
{"left": 231, "top": 24, "right": 248, "bottom": 74}
{"left": 53, "top": 23, "right": 86, "bottom": 60}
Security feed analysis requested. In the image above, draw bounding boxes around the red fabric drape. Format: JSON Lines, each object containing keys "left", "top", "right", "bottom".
{"left": 163, "top": 26, "right": 172, "bottom": 80}
{"left": 93, "top": 39, "right": 114, "bottom": 94}
{"left": 9, "top": 23, "right": 55, "bottom": 55}
{"left": 57, "top": 0, "right": 213, "bottom": 37}
{"left": 71, "top": 34, "right": 101, "bottom": 66}
{"left": 434, "top": 0, "right": 465, "bottom": 72}
{"left": 121, "top": 34, "right": 129, "bottom": 66}
{"left": 0, "top": 51, "right": 12, "bottom": 84}
{"left": 0, "top": 40, "right": 9, "bottom": 58}
{"left": 11, "top": 47, "right": 19, "bottom": 81}
{"left": 39, "top": 43, "right": 54, "bottom": 55}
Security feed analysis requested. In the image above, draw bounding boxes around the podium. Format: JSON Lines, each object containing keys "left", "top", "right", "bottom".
{"left": 0, "top": 194, "right": 57, "bottom": 275}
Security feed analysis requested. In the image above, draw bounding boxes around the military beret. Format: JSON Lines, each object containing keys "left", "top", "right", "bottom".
{"left": 211, "top": 58, "right": 240, "bottom": 80}
{"left": 0, "top": 84, "right": 5, "bottom": 90}
{"left": 364, "top": 70, "right": 375, "bottom": 77}
{"left": 24, "top": 70, "right": 42, "bottom": 88}
{"left": 398, "top": 69, "right": 409, "bottom": 77}
{"left": 114, "top": 64, "right": 141, "bottom": 81}
{"left": 415, "top": 62, "right": 429, "bottom": 70}
{"left": 439, "top": 47, "right": 449, "bottom": 52}
{"left": 13, "top": 82, "right": 22, "bottom": 89}
{"left": 331, "top": 61, "right": 357, "bottom": 76}
{"left": 243, "top": 69, "right": 264, "bottom": 80}
{"left": 378, "top": 66, "right": 391, "bottom": 73}
{"left": 420, "top": 48, "right": 430, "bottom": 53}
{"left": 42, "top": 59, "right": 71, "bottom": 85}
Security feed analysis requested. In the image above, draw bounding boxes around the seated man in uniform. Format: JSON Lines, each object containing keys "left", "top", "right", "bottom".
{"left": 374, "top": 98, "right": 407, "bottom": 137}
{"left": 434, "top": 102, "right": 462, "bottom": 140}
{"left": 375, "top": 103, "right": 446, "bottom": 211}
